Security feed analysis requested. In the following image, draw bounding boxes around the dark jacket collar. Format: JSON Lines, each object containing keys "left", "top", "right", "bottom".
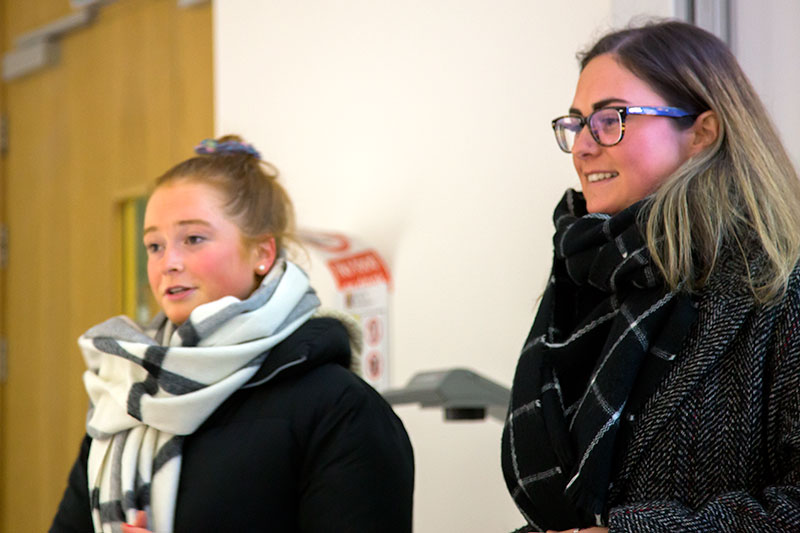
{"left": 244, "top": 317, "right": 353, "bottom": 388}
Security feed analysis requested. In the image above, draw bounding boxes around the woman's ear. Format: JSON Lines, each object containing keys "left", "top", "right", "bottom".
{"left": 688, "top": 110, "right": 720, "bottom": 156}
{"left": 254, "top": 236, "right": 277, "bottom": 275}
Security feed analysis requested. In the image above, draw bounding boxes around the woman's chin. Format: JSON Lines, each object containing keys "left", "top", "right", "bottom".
{"left": 162, "top": 306, "right": 191, "bottom": 326}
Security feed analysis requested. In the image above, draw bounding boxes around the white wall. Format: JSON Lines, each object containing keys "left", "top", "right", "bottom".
{"left": 215, "top": 4, "right": 606, "bottom": 530}
{"left": 212, "top": 2, "right": 749, "bottom": 531}
{"left": 732, "top": 0, "right": 800, "bottom": 171}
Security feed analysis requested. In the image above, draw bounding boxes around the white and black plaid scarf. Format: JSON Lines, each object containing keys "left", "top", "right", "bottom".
{"left": 79, "top": 258, "right": 319, "bottom": 532}
{"left": 502, "top": 190, "right": 698, "bottom": 530}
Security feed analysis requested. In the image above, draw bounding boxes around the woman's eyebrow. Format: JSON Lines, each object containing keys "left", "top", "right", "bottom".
{"left": 143, "top": 219, "right": 212, "bottom": 235}
{"left": 176, "top": 219, "right": 213, "bottom": 228}
{"left": 568, "top": 97, "right": 630, "bottom": 116}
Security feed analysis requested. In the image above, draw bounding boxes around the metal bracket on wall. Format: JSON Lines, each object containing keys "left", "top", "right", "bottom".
{"left": 0, "top": 224, "right": 7, "bottom": 269}
{"left": 383, "top": 368, "right": 511, "bottom": 422}
{"left": 2, "top": 7, "right": 98, "bottom": 81}
{"left": 0, "top": 339, "right": 7, "bottom": 384}
{"left": 0, "top": 114, "right": 7, "bottom": 156}
{"left": 3, "top": 0, "right": 205, "bottom": 81}
{"left": 177, "top": 0, "right": 211, "bottom": 7}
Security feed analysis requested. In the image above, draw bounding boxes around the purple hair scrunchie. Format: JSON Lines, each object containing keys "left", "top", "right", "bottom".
{"left": 194, "top": 138, "right": 262, "bottom": 160}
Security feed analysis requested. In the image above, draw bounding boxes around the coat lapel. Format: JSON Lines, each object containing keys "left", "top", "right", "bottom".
{"left": 612, "top": 280, "right": 755, "bottom": 495}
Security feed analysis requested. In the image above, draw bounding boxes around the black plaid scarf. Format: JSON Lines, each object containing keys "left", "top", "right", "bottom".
{"left": 502, "top": 190, "right": 698, "bottom": 530}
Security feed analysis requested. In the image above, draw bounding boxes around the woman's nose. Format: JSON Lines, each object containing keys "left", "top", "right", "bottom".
{"left": 162, "top": 246, "right": 184, "bottom": 273}
{"left": 572, "top": 125, "right": 600, "bottom": 158}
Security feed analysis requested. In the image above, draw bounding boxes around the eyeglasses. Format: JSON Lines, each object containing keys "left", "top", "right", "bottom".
{"left": 551, "top": 106, "right": 696, "bottom": 153}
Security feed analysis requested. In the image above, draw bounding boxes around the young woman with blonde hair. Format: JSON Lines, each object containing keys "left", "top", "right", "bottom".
{"left": 51, "top": 136, "right": 414, "bottom": 532}
{"left": 502, "top": 20, "right": 800, "bottom": 532}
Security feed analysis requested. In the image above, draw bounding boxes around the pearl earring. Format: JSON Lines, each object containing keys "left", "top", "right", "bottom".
{"left": 258, "top": 265, "right": 266, "bottom": 272}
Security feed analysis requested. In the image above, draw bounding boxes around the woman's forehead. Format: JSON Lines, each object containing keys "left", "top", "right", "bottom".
{"left": 571, "top": 54, "right": 665, "bottom": 112}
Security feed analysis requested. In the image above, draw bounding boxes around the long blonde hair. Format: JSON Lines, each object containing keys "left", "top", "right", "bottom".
{"left": 580, "top": 21, "right": 800, "bottom": 303}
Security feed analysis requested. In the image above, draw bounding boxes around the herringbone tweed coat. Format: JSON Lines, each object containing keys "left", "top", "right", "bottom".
{"left": 605, "top": 253, "right": 800, "bottom": 532}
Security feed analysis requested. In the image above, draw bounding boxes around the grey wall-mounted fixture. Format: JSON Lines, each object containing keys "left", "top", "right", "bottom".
{"left": 177, "top": 0, "right": 211, "bottom": 7}
{"left": 3, "top": 8, "right": 97, "bottom": 81}
{"left": 383, "top": 368, "right": 510, "bottom": 422}
{"left": 2, "top": 0, "right": 202, "bottom": 82}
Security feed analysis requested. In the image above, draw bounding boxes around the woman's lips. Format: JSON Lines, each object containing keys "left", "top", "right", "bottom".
{"left": 164, "top": 286, "right": 195, "bottom": 300}
{"left": 586, "top": 171, "right": 618, "bottom": 183}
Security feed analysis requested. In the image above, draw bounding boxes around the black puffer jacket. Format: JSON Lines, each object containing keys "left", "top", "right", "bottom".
{"left": 51, "top": 317, "right": 414, "bottom": 532}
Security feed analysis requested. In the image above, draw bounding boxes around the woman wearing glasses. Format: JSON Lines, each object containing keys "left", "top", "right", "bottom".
{"left": 502, "top": 20, "right": 800, "bottom": 533}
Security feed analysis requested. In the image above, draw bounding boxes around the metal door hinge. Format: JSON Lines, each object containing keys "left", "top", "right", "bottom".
{"left": 0, "top": 339, "right": 7, "bottom": 384}
{"left": 0, "top": 224, "right": 7, "bottom": 269}
{"left": 0, "top": 114, "right": 7, "bottom": 155}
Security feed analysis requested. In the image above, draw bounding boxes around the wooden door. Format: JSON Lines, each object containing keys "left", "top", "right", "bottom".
{"left": 0, "top": 1, "right": 213, "bottom": 530}
{"left": 0, "top": 7, "right": 5, "bottom": 529}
